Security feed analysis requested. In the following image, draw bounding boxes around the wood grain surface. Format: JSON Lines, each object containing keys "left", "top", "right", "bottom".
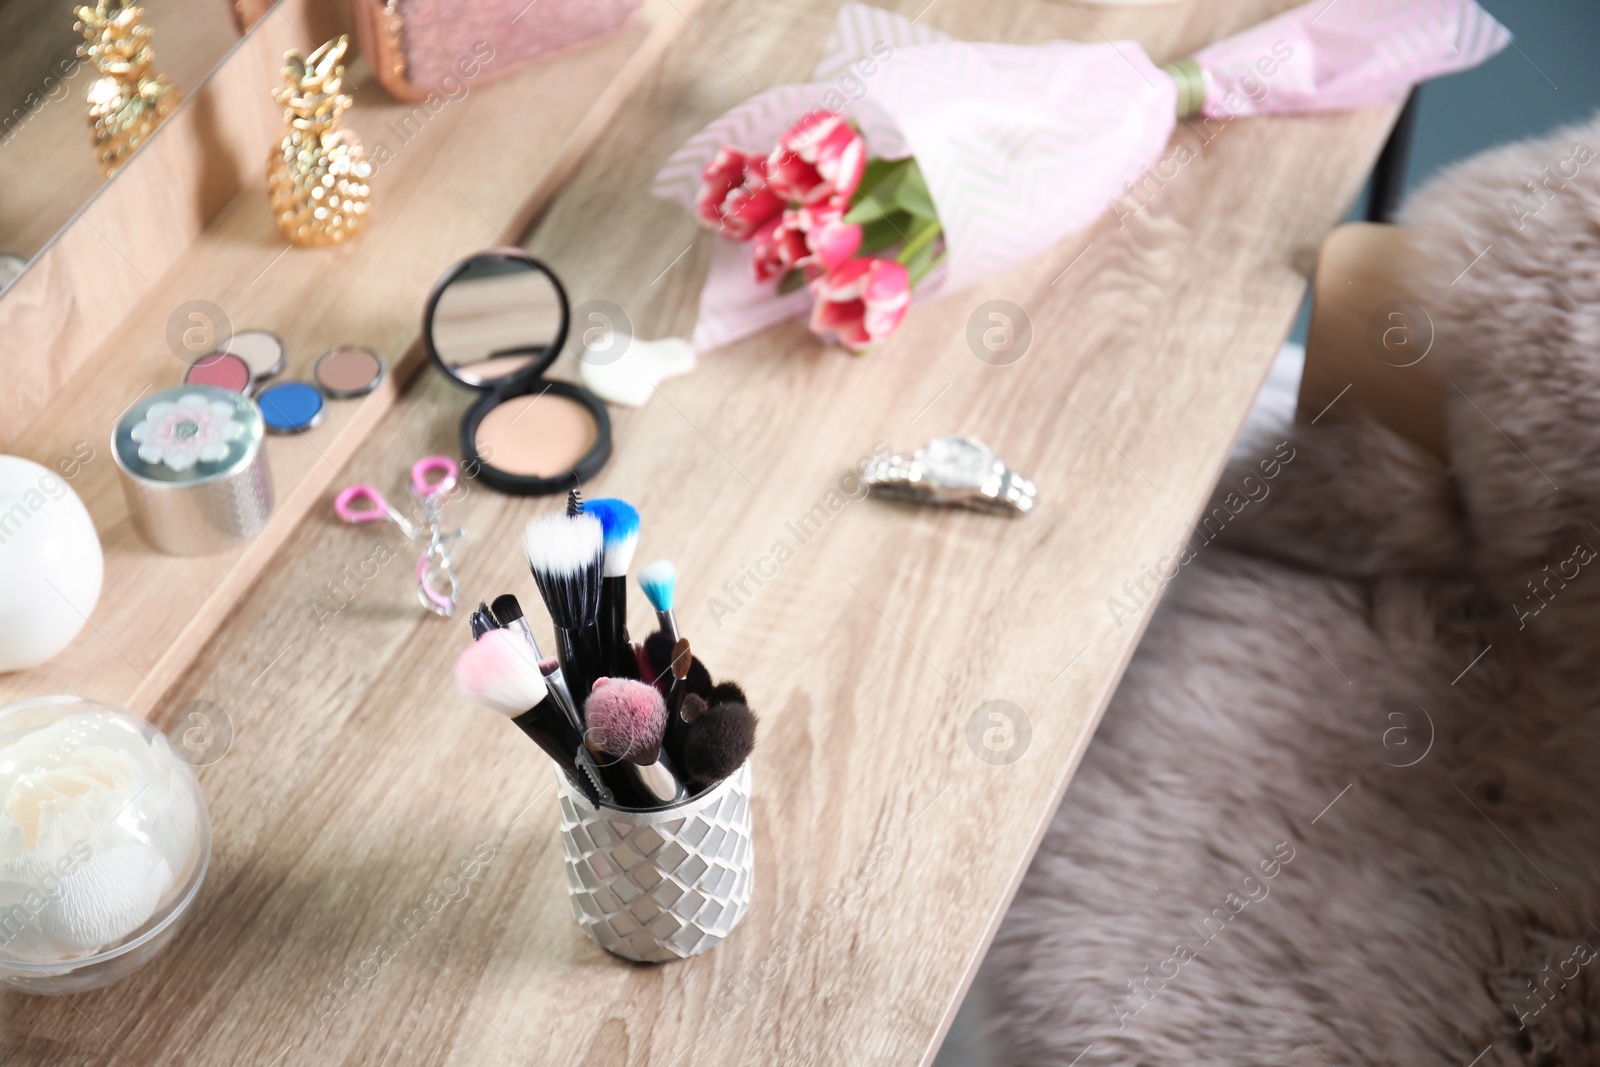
{"left": 1, "top": 0, "right": 1394, "bottom": 1063}
{"left": 0, "top": 2, "right": 692, "bottom": 718}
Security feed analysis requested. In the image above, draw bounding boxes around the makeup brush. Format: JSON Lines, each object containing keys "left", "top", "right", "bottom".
{"left": 637, "top": 559, "right": 679, "bottom": 643}
{"left": 452, "top": 630, "right": 602, "bottom": 804}
{"left": 585, "top": 677, "right": 686, "bottom": 807}
{"left": 642, "top": 629, "right": 713, "bottom": 697}
{"left": 469, "top": 609, "right": 495, "bottom": 640}
{"left": 523, "top": 508, "right": 606, "bottom": 711}
{"left": 679, "top": 699, "right": 758, "bottom": 789}
{"left": 586, "top": 498, "right": 641, "bottom": 681}
{"left": 660, "top": 637, "right": 694, "bottom": 765}
{"left": 490, "top": 593, "right": 578, "bottom": 729}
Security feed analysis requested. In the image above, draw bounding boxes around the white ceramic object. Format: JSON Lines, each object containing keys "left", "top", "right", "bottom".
{"left": 0, "top": 456, "right": 102, "bottom": 672}
{"left": 578, "top": 335, "right": 697, "bottom": 408}
{"left": 557, "top": 761, "right": 753, "bottom": 962}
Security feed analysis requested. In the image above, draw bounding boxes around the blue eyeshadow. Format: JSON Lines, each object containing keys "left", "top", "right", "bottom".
{"left": 258, "top": 381, "right": 325, "bottom": 434}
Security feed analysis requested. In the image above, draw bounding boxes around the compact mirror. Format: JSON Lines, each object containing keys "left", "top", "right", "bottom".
{"left": 423, "top": 250, "right": 611, "bottom": 497}
{"left": 428, "top": 255, "right": 566, "bottom": 386}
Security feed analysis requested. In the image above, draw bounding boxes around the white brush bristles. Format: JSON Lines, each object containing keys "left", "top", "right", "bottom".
{"left": 603, "top": 528, "right": 639, "bottom": 578}
{"left": 523, "top": 511, "right": 603, "bottom": 575}
{"left": 454, "top": 630, "right": 549, "bottom": 718}
{"left": 523, "top": 511, "right": 604, "bottom": 628}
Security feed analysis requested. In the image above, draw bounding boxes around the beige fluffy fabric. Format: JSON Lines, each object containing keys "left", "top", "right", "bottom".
{"left": 978, "top": 113, "right": 1600, "bottom": 1065}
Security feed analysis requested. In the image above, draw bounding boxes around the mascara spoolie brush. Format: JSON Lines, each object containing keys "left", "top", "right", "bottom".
{"left": 586, "top": 498, "right": 641, "bottom": 681}
{"left": 523, "top": 504, "right": 606, "bottom": 713}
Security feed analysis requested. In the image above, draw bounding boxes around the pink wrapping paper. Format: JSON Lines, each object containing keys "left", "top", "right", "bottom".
{"left": 1195, "top": 0, "right": 1510, "bottom": 117}
{"left": 654, "top": 0, "right": 1509, "bottom": 354}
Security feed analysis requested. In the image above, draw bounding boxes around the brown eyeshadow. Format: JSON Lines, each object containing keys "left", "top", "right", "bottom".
{"left": 474, "top": 392, "right": 598, "bottom": 478}
{"left": 314, "top": 346, "right": 385, "bottom": 397}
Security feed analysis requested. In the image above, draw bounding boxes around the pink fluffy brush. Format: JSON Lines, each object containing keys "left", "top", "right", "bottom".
{"left": 584, "top": 677, "right": 666, "bottom": 763}
{"left": 453, "top": 629, "right": 549, "bottom": 716}
{"left": 586, "top": 677, "right": 686, "bottom": 806}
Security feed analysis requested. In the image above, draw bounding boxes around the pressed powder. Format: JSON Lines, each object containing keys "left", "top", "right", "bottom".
{"left": 314, "top": 346, "right": 386, "bottom": 398}
{"left": 183, "top": 352, "right": 252, "bottom": 393}
{"left": 474, "top": 392, "right": 598, "bottom": 477}
{"left": 221, "top": 330, "right": 287, "bottom": 382}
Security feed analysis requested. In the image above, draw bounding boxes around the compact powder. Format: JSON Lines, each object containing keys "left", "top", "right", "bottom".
{"left": 184, "top": 352, "right": 252, "bottom": 393}
{"left": 222, "top": 330, "right": 287, "bottom": 382}
{"left": 474, "top": 393, "right": 598, "bottom": 477}
{"left": 314, "top": 346, "right": 386, "bottom": 398}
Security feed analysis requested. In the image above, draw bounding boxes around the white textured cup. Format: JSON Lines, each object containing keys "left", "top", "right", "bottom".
{"left": 557, "top": 762, "right": 752, "bottom": 963}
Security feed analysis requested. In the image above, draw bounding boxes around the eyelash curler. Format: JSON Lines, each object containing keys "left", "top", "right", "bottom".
{"left": 334, "top": 455, "right": 466, "bottom": 617}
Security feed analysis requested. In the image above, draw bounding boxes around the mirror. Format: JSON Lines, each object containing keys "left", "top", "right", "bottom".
{"left": 0, "top": 0, "right": 270, "bottom": 287}
{"left": 427, "top": 255, "right": 568, "bottom": 388}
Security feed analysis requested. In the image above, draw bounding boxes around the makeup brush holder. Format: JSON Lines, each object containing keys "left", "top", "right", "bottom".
{"left": 556, "top": 761, "right": 752, "bottom": 963}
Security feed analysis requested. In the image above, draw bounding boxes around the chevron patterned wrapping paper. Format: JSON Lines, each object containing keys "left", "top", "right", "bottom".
{"left": 653, "top": 0, "right": 1510, "bottom": 354}
{"left": 1194, "top": 0, "right": 1509, "bottom": 117}
{"left": 557, "top": 762, "right": 754, "bottom": 963}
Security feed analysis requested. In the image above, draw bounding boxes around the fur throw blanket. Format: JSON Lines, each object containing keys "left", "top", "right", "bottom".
{"left": 977, "top": 113, "right": 1600, "bottom": 1066}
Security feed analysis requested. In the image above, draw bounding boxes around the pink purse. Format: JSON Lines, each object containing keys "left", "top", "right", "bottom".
{"left": 350, "top": 0, "right": 642, "bottom": 101}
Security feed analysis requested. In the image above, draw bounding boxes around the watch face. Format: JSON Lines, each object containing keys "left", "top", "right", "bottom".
{"left": 923, "top": 435, "right": 995, "bottom": 489}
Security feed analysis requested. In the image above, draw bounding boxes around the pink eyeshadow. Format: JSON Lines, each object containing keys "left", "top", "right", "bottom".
{"left": 185, "top": 352, "right": 253, "bottom": 393}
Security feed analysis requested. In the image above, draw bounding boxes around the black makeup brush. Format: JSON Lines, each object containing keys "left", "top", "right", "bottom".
{"left": 453, "top": 629, "right": 603, "bottom": 806}
{"left": 469, "top": 608, "right": 495, "bottom": 640}
{"left": 586, "top": 498, "right": 641, "bottom": 681}
{"left": 523, "top": 507, "right": 606, "bottom": 713}
{"left": 490, "top": 593, "right": 578, "bottom": 729}
{"left": 660, "top": 637, "right": 694, "bottom": 766}
{"left": 643, "top": 629, "right": 713, "bottom": 697}
{"left": 679, "top": 695, "right": 757, "bottom": 789}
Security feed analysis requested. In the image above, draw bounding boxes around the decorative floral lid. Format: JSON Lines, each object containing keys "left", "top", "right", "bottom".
{"left": 112, "top": 385, "right": 264, "bottom": 485}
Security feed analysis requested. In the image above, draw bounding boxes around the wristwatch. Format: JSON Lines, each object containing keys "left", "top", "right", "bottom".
{"left": 864, "top": 436, "right": 1036, "bottom": 516}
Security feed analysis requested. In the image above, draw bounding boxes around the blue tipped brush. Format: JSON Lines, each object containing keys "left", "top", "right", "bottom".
{"left": 587, "top": 498, "right": 642, "bottom": 680}
{"left": 637, "top": 559, "right": 679, "bottom": 645}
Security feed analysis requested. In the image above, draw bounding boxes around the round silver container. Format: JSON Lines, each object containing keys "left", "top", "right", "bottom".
{"left": 112, "top": 386, "right": 274, "bottom": 556}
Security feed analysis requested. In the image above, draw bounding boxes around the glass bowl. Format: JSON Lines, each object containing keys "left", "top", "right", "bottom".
{"left": 0, "top": 696, "right": 211, "bottom": 994}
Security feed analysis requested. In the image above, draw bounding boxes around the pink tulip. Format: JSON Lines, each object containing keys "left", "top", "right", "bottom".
{"left": 799, "top": 197, "right": 863, "bottom": 273}
{"left": 695, "top": 146, "right": 783, "bottom": 241}
{"left": 752, "top": 215, "right": 808, "bottom": 284}
{"left": 809, "top": 257, "right": 911, "bottom": 352}
{"left": 752, "top": 197, "right": 863, "bottom": 284}
{"left": 767, "top": 111, "right": 866, "bottom": 205}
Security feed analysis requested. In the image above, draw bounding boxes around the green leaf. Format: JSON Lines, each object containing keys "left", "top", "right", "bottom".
{"left": 895, "top": 216, "right": 942, "bottom": 270}
{"left": 844, "top": 157, "right": 914, "bottom": 225}
{"left": 905, "top": 247, "right": 946, "bottom": 289}
{"left": 889, "top": 158, "right": 938, "bottom": 221}
{"left": 854, "top": 157, "right": 900, "bottom": 202}
{"left": 775, "top": 268, "right": 807, "bottom": 295}
{"left": 856, "top": 213, "right": 913, "bottom": 256}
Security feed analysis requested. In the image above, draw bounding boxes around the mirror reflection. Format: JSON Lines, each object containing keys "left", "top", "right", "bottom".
{"left": 430, "top": 258, "right": 565, "bottom": 387}
{"left": 0, "top": 0, "right": 262, "bottom": 284}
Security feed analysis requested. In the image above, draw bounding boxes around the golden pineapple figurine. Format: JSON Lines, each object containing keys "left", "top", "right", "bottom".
{"left": 268, "top": 36, "right": 371, "bottom": 247}
{"left": 74, "top": 0, "right": 181, "bottom": 178}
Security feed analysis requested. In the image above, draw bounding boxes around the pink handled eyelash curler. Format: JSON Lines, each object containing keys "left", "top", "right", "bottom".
{"left": 334, "top": 456, "right": 466, "bottom": 617}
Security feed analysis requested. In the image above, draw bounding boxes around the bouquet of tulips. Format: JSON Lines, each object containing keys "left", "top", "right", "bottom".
{"left": 655, "top": 1, "right": 1506, "bottom": 357}
{"left": 695, "top": 110, "right": 943, "bottom": 353}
